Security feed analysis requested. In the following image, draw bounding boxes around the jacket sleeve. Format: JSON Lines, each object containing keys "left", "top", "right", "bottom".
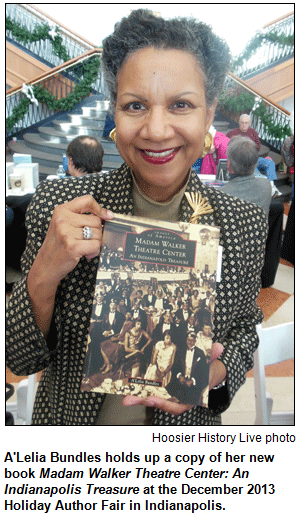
{"left": 208, "top": 201, "right": 268, "bottom": 414}
{"left": 6, "top": 181, "right": 63, "bottom": 376}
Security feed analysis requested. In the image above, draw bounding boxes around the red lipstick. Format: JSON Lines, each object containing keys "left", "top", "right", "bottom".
{"left": 139, "top": 147, "right": 180, "bottom": 164}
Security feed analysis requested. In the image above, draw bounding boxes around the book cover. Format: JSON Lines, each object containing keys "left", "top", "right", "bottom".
{"left": 81, "top": 213, "right": 221, "bottom": 407}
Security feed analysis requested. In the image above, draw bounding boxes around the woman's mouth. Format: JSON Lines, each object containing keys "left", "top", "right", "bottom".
{"left": 139, "top": 147, "right": 181, "bottom": 164}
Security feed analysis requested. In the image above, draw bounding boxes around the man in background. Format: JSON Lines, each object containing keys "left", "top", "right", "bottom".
{"left": 66, "top": 135, "right": 104, "bottom": 176}
{"left": 227, "top": 114, "right": 261, "bottom": 151}
{"left": 221, "top": 136, "right": 272, "bottom": 214}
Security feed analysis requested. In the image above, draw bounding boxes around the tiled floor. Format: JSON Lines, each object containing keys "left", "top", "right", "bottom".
{"left": 222, "top": 260, "right": 294, "bottom": 425}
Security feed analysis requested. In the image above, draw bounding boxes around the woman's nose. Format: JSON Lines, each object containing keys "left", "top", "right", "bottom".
{"left": 139, "top": 107, "right": 174, "bottom": 141}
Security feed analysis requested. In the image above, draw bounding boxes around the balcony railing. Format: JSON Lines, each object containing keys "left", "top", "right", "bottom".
{"left": 233, "top": 12, "right": 294, "bottom": 79}
{"left": 6, "top": 49, "right": 105, "bottom": 139}
{"left": 218, "top": 73, "right": 291, "bottom": 152}
{"left": 6, "top": 3, "right": 96, "bottom": 68}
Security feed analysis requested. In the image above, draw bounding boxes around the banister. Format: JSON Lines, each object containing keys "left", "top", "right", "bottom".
{"left": 262, "top": 11, "right": 294, "bottom": 29}
{"left": 6, "top": 48, "right": 102, "bottom": 97}
{"left": 25, "top": 4, "right": 98, "bottom": 49}
{"left": 227, "top": 71, "right": 291, "bottom": 116}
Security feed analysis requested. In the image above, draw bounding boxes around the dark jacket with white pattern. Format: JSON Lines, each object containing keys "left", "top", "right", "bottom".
{"left": 6, "top": 164, "right": 268, "bottom": 425}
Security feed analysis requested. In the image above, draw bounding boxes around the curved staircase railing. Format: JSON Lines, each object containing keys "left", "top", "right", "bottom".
{"left": 6, "top": 3, "right": 96, "bottom": 67}
{"left": 6, "top": 49, "right": 105, "bottom": 139}
{"left": 233, "top": 12, "right": 294, "bottom": 79}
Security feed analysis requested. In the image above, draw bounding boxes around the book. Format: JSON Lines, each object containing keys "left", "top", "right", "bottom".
{"left": 81, "top": 213, "right": 221, "bottom": 407}
{"left": 13, "top": 153, "right": 32, "bottom": 165}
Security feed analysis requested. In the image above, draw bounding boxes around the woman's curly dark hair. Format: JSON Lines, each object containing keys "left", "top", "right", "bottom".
{"left": 102, "top": 9, "right": 231, "bottom": 110}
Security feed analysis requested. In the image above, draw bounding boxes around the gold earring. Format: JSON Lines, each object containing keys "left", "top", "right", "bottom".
{"left": 201, "top": 132, "right": 213, "bottom": 158}
{"left": 109, "top": 128, "right": 116, "bottom": 143}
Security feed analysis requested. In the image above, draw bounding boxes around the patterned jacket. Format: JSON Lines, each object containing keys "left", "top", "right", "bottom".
{"left": 6, "top": 164, "right": 268, "bottom": 425}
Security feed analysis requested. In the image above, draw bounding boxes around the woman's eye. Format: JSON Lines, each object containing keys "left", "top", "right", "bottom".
{"left": 124, "top": 102, "right": 145, "bottom": 112}
{"left": 171, "top": 100, "right": 192, "bottom": 110}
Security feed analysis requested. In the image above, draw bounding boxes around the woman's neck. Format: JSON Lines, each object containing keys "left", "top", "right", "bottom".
{"left": 132, "top": 171, "right": 190, "bottom": 203}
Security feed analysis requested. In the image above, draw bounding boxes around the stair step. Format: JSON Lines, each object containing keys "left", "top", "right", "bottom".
{"left": 51, "top": 120, "right": 104, "bottom": 137}
{"left": 68, "top": 112, "right": 107, "bottom": 124}
{"left": 275, "top": 171, "right": 292, "bottom": 189}
{"left": 53, "top": 118, "right": 105, "bottom": 131}
{"left": 38, "top": 126, "right": 116, "bottom": 150}
{"left": 273, "top": 183, "right": 292, "bottom": 202}
{"left": 8, "top": 140, "right": 62, "bottom": 167}
{"left": 259, "top": 144, "right": 270, "bottom": 157}
{"left": 213, "top": 121, "right": 230, "bottom": 129}
{"left": 95, "top": 100, "right": 110, "bottom": 111}
{"left": 268, "top": 150, "right": 283, "bottom": 166}
{"left": 276, "top": 171, "right": 291, "bottom": 181}
{"left": 23, "top": 132, "right": 122, "bottom": 159}
{"left": 53, "top": 122, "right": 105, "bottom": 138}
{"left": 81, "top": 106, "right": 110, "bottom": 117}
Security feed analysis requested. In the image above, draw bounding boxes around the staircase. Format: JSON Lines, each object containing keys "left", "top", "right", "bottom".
{"left": 7, "top": 96, "right": 123, "bottom": 180}
{"left": 7, "top": 103, "right": 291, "bottom": 201}
{"left": 6, "top": 4, "right": 292, "bottom": 202}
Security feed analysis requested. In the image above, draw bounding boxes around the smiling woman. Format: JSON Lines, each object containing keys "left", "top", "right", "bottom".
{"left": 114, "top": 47, "right": 214, "bottom": 201}
{"left": 6, "top": 9, "right": 268, "bottom": 426}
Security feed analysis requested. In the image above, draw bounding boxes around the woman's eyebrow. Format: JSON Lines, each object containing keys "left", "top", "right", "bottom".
{"left": 118, "top": 93, "right": 147, "bottom": 101}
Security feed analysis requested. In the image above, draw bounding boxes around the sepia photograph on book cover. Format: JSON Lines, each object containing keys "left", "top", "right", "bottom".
{"left": 81, "top": 213, "right": 221, "bottom": 407}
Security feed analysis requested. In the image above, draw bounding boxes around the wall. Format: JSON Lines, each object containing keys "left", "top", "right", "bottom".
{"left": 6, "top": 41, "right": 51, "bottom": 89}
{"left": 245, "top": 58, "right": 294, "bottom": 104}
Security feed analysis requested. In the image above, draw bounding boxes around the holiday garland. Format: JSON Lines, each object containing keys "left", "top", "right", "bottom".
{"left": 6, "top": 16, "right": 70, "bottom": 62}
{"left": 6, "top": 57, "right": 101, "bottom": 133}
{"left": 232, "top": 30, "right": 294, "bottom": 70}
{"left": 252, "top": 101, "right": 292, "bottom": 139}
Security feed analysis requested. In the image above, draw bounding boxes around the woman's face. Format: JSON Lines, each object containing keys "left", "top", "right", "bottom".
{"left": 115, "top": 47, "right": 216, "bottom": 201}
{"left": 164, "top": 334, "right": 172, "bottom": 345}
{"left": 135, "top": 321, "right": 142, "bottom": 330}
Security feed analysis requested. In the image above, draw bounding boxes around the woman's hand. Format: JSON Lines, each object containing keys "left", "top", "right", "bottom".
{"left": 27, "top": 195, "right": 113, "bottom": 336}
{"left": 123, "top": 342, "right": 226, "bottom": 416}
{"left": 32, "top": 195, "right": 114, "bottom": 285}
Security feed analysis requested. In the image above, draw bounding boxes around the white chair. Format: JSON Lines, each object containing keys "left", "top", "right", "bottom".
{"left": 254, "top": 322, "right": 294, "bottom": 425}
{"left": 16, "top": 373, "right": 38, "bottom": 425}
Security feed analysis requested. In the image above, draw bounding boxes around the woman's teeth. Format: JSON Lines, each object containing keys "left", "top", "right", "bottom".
{"left": 143, "top": 148, "right": 176, "bottom": 157}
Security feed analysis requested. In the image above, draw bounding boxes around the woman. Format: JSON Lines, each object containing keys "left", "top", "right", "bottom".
{"left": 200, "top": 126, "right": 230, "bottom": 175}
{"left": 144, "top": 330, "right": 176, "bottom": 387}
{"left": 99, "top": 311, "right": 133, "bottom": 375}
{"left": 122, "top": 318, "right": 152, "bottom": 377}
{"left": 190, "top": 289, "right": 201, "bottom": 312}
{"left": 6, "top": 10, "right": 267, "bottom": 425}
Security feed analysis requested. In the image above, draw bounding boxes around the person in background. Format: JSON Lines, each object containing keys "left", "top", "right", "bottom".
{"left": 227, "top": 114, "right": 280, "bottom": 196}
{"left": 66, "top": 136, "right": 104, "bottom": 176}
{"left": 221, "top": 136, "right": 272, "bottom": 214}
{"left": 199, "top": 125, "right": 230, "bottom": 175}
{"left": 227, "top": 114, "right": 261, "bottom": 151}
{"left": 281, "top": 134, "right": 294, "bottom": 201}
{"left": 255, "top": 156, "right": 281, "bottom": 198}
{"left": 102, "top": 112, "right": 116, "bottom": 139}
